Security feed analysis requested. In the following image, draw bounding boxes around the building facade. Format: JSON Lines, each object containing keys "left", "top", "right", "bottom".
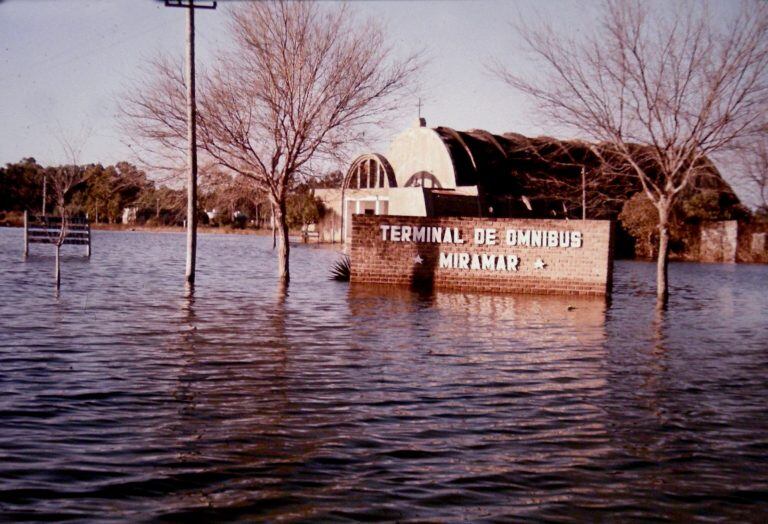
{"left": 315, "top": 118, "right": 491, "bottom": 243}
{"left": 314, "top": 119, "right": 749, "bottom": 261}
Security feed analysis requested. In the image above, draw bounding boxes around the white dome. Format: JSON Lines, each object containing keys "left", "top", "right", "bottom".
{"left": 386, "top": 126, "right": 456, "bottom": 189}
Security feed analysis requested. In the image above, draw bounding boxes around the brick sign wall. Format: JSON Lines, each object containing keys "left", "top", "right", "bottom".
{"left": 350, "top": 215, "right": 614, "bottom": 295}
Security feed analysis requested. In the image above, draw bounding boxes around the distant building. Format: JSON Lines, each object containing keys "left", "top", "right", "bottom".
{"left": 316, "top": 118, "right": 496, "bottom": 243}
{"left": 315, "top": 119, "right": 746, "bottom": 256}
{"left": 122, "top": 206, "right": 138, "bottom": 225}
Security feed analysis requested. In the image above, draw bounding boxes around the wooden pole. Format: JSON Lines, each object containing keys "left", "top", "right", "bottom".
{"left": 23, "top": 210, "right": 29, "bottom": 258}
{"left": 340, "top": 188, "right": 346, "bottom": 244}
{"left": 185, "top": 3, "right": 198, "bottom": 286}
{"left": 55, "top": 244, "right": 61, "bottom": 289}
{"left": 41, "top": 176, "right": 46, "bottom": 215}
{"left": 86, "top": 214, "right": 91, "bottom": 258}
{"left": 165, "top": 0, "right": 216, "bottom": 285}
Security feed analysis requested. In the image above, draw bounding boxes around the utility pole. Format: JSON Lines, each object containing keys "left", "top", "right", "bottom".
{"left": 164, "top": 0, "right": 216, "bottom": 286}
{"left": 42, "top": 175, "right": 46, "bottom": 215}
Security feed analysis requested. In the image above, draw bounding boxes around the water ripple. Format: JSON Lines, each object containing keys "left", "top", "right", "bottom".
{"left": 1, "top": 229, "right": 767, "bottom": 521}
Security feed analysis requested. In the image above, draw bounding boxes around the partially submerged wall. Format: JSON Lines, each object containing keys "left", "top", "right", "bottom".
{"left": 350, "top": 215, "right": 613, "bottom": 295}
{"left": 314, "top": 189, "right": 342, "bottom": 243}
{"left": 700, "top": 221, "right": 738, "bottom": 263}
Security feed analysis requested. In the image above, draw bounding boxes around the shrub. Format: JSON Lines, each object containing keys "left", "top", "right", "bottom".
{"left": 330, "top": 254, "right": 351, "bottom": 281}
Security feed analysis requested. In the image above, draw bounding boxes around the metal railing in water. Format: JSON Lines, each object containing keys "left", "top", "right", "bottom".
{"left": 23, "top": 211, "right": 91, "bottom": 257}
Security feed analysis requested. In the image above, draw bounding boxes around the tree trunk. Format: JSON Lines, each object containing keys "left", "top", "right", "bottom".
{"left": 54, "top": 244, "right": 61, "bottom": 289}
{"left": 273, "top": 199, "right": 290, "bottom": 283}
{"left": 271, "top": 204, "right": 277, "bottom": 249}
{"left": 656, "top": 204, "right": 670, "bottom": 309}
{"left": 646, "top": 232, "right": 653, "bottom": 259}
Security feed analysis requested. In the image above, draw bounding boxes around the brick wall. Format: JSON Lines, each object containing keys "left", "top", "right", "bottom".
{"left": 350, "top": 215, "right": 614, "bottom": 296}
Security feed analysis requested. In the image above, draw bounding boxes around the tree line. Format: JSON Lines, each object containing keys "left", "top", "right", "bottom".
{"left": 0, "top": 157, "right": 336, "bottom": 230}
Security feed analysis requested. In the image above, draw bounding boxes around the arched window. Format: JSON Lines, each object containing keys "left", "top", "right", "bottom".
{"left": 344, "top": 154, "right": 397, "bottom": 190}
{"left": 404, "top": 171, "right": 442, "bottom": 188}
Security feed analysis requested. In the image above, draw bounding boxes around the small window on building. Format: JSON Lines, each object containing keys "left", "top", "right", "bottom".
{"left": 404, "top": 171, "right": 442, "bottom": 189}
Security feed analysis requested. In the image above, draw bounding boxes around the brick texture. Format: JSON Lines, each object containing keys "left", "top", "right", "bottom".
{"left": 350, "top": 215, "right": 614, "bottom": 296}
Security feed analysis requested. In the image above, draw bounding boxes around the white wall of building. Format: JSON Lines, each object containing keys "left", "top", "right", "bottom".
{"left": 387, "top": 126, "right": 456, "bottom": 189}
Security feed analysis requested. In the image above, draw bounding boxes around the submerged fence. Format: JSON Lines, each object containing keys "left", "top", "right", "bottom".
{"left": 23, "top": 211, "right": 91, "bottom": 257}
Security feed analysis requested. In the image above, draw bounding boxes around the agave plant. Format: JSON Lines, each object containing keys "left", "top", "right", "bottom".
{"left": 330, "top": 254, "right": 351, "bottom": 281}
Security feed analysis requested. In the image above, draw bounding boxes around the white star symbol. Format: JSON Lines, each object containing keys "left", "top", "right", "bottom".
{"left": 533, "top": 258, "right": 546, "bottom": 270}
{"left": 414, "top": 254, "right": 423, "bottom": 264}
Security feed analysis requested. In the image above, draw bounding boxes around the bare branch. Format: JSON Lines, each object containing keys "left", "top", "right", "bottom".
{"left": 118, "top": 1, "right": 422, "bottom": 281}
{"left": 493, "top": 0, "right": 768, "bottom": 305}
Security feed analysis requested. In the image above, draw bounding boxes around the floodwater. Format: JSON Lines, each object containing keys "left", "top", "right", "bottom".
{"left": 1, "top": 228, "right": 767, "bottom": 522}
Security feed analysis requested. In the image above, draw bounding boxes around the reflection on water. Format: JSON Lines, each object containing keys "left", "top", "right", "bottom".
{"left": 0, "top": 229, "right": 767, "bottom": 521}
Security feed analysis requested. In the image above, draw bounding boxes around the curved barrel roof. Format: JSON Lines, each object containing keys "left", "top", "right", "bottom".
{"left": 348, "top": 122, "right": 743, "bottom": 219}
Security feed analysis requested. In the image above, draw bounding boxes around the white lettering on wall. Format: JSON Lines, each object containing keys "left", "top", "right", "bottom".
{"left": 413, "top": 227, "right": 426, "bottom": 242}
{"left": 505, "top": 229, "right": 582, "bottom": 249}
{"left": 572, "top": 231, "right": 582, "bottom": 248}
{"left": 454, "top": 228, "right": 465, "bottom": 244}
{"left": 379, "top": 223, "right": 583, "bottom": 249}
{"left": 430, "top": 227, "right": 442, "bottom": 243}
{"left": 443, "top": 228, "right": 454, "bottom": 244}
{"left": 391, "top": 225, "right": 401, "bottom": 242}
{"left": 474, "top": 228, "right": 484, "bottom": 245}
{"left": 401, "top": 225, "right": 412, "bottom": 242}
{"left": 474, "top": 228, "right": 497, "bottom": 246}
{"left": 437, "top": 252, "right": 521, "bottom": 272}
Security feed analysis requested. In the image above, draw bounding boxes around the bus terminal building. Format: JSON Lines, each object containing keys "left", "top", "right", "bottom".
{"left": 313, "top": 118, "right": 754, "bottom": 263}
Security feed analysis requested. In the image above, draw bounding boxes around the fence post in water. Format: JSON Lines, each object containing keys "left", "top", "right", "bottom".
{"left": 86, "top": 214, "right": 91, "bottom": 258}
{"left": 23, "top": 210, "right": 29, "bottom": 258}
{"left": 54, "top": 244, "right": 61, "bottom": 289}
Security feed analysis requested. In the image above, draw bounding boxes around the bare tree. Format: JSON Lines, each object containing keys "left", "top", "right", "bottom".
{"left": 48, "top": 134, "right": 89, "bottom": 288}
{"left": 494, "top": 0, "right": 768, "bottom": 308}
{"left": 121, "top": 1, "right": 420, "bottom": 283}
{"left": 740, "top": 132, "right": 768, "bottom": 213}
{"left": 501, "top": 136, "right": 635, "bottom": 218}
{"left": 200, "top": 168, "right": 264, "bottom": 224}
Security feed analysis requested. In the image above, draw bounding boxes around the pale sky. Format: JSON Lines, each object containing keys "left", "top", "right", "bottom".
{"left": 0, "top": 0, "right": 754, "bottom": 204}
